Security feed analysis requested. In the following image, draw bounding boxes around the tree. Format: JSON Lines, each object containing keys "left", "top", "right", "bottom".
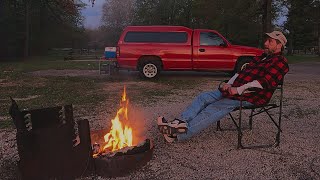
{"left": 310, "top": 0, "right": 320, "bottom": 55}
{"left": 94, "top": 0, "right": 285, "bottom": 47}
{"left": 191, "top": 0, "right": 264, "bottom": 46}
{"left": 100, "top": 0, "right": 135, "bottom": 45}
{"left": 102, "top": 0, "right": 135, "bottom": 28}
{"left": 131, "top": 0, "right": 196, "bottom": 27}
{"left": 262, "top": 0, "right": 272, "bottom": 33}
{"left": 0, "top": 0, "right": 86, "bottom": 58}
{"left": 284, "top": 0, "right": 319, "bottom": 55}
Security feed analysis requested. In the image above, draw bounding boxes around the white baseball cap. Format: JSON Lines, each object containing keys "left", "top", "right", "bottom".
{"left": 265, "top": 31, "right": 287, "bottom": 46}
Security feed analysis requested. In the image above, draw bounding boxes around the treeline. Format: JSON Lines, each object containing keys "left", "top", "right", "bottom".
{"left": 98, "top": 0, "right": 270, "bottom": 47}
{"left": 1, "top": 0, "right": 319, "bottom": 58}
{"left": 0, "top": 0, "right": 88, "bottom": 58}
{"left": 98, "top": 0, "right": 319, "bottom": 55}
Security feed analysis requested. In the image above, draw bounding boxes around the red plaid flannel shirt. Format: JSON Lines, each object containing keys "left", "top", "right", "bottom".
{"left": 221, "top": 52, "right": 289, "bottom": 105}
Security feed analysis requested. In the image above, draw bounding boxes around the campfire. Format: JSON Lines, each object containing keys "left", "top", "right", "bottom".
{"left": 91, "top": 86, "right": 153, "bottom": 177}
{"left": 93, "top": 86, "right": 135, "bottom": 157}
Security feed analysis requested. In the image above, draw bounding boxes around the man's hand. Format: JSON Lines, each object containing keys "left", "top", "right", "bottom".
{"left": 228, "top": 87, "right": 238, "bottom": 95}
{"left": 221, "top": 83, "right": 232, "bottom": 91}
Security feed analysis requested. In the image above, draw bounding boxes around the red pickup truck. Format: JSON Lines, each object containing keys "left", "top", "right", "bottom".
{"left": 117, "top": 26, "right": 264, "bottom": 78}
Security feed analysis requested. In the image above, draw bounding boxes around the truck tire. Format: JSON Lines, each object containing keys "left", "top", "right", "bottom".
{"left": 139, "top": 60, "right": 162, "bottom": 78}
{"left": 235, "top": 58, "right": 252, "bottom": 73}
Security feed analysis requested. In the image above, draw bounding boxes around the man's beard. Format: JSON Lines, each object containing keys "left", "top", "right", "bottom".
{"left": 264, "top": 48, "right": 275, "bottom": 54}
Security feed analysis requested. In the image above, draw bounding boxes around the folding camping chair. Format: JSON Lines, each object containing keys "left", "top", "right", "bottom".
{"left": 99, "top": 47, "right": 118, "bottom": 75}
{"left": 216, "top": 80, "right": 285, "bottom": 149}
{"left": 99, "top": 58, "right": 118, "bottom": 75}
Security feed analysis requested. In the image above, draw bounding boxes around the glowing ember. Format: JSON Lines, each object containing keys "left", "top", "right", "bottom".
{"left": 100, "top": 86, "right": 133, "bottom": 154}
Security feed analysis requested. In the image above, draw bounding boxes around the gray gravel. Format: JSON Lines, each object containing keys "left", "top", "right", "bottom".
{"left": 1, "top": 62, "right": 320, "bottom": 180}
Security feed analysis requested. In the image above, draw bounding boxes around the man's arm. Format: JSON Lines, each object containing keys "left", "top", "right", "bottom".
{"left": 227, "top": 73, "right": 239, "bottom": 84}
{"left": 236, "top": 80, "right": 263, "bottom": 95}
{"left": 224, "top": 73, "right": 263, "bottom": 94}
{"left": 221, "top": 73, "right": 238, "bottom": 91}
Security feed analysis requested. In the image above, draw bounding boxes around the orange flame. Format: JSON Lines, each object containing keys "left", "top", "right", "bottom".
{"left": 102, "top": 86, "right": 133, "bottom": 152}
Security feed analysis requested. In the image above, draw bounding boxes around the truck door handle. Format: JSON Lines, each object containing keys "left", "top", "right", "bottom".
{"left": 199, "top": 48, "right": 205, "bottom": 52}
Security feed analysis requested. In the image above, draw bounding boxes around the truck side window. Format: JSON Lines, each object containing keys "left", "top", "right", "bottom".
{"left": 125, "top": 32, "right": 160, "bottom": 42}
{"left": 200, "top": 32, "right": 225, "bottom": 46}
{"left": 124, "top": 32, "right": 188, "bottom": 43}
{"left": 159, "top": 32, "right": 188, "bottom": 43}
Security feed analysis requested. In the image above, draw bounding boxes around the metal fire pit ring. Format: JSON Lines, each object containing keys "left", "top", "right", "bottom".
{"left": 90, "top": 130, "right": 154, "bottom": 177}
{"left": 93, "top": 140, "right": 154, "bottom": 177}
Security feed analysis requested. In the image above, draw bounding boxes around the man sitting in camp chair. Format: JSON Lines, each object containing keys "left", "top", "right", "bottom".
{"left": 157, "top": 31, "right": 289, "bottom": 143}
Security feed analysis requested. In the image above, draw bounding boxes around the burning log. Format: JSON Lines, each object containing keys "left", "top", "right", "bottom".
{"left": 92, "top": 142, "right": 101, "bottom": 155}
{"left": 93, "top": 139, "right": 153, "bottom": 177}
{"left": 111, "top": 139, "right": 151, "bottom": 156}
{"left": 93, "top": 139, "right": 151, "bottom": 157}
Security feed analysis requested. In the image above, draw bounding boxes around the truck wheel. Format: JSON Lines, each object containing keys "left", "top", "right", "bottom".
{"left": 235, "top": 58, "right": 251, "bottom": 73}
{"left": 139, "top": 61, "right": 161, "bottom": 78}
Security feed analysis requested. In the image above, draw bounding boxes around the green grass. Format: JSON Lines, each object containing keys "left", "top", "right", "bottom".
{"left": 0, "top": 120, "right": 14, "bottom": 129}
{"left": 0, "top": 56, "right": 208, "bottom": 129}
{"left": 0, "top": 56, "right": 109, "bottom": 123}
{"left": 286, "top": 55, "right": 320, "bottom": 64}
{"left": 0, "top": 56, "right": 99, "bottom": 73}
{"left": 0, "top": 75, "right": 108, "bottom": 116}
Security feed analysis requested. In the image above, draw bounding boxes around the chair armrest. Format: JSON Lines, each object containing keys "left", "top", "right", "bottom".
{"left": 240, "top": 86, "right": 280, "bottom": 100}
{"left": 239, "top": 88, "right": 261, "bottom": 101}
{"left": 246, "top": 87, "right": 262, "bottom": 92}
{"left": 219, "top": 80, "right": 228, "bottom": 88}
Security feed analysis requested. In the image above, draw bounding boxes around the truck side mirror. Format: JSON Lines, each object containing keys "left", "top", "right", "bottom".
{"left": 219, "top": 43, "right": 227, "bottom": 47}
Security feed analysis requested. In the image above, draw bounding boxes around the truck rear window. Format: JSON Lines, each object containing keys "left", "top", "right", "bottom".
{"left": 124, "top": 32, "right": 188, "bottom": 43}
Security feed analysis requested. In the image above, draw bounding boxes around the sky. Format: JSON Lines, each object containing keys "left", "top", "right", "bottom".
{"left": 81, "top": 1, "right": 104, "bottom": 29}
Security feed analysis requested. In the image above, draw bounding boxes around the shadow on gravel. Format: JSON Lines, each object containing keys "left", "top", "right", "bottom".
{"left": 0, "top": 159, "right": 17, "bottom": 180}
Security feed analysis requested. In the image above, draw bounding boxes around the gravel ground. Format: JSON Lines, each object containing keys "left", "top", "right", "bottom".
{"left": 1, "top": 62, "right": 320, "bottom": 180}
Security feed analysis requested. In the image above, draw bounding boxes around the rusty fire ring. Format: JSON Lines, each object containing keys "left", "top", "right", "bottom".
{"left": 93, "top": 139, "right": 154, "bottom": 177}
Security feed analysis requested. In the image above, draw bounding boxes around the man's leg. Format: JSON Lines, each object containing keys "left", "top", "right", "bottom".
{"left": 179, "top": 90, "right": 223, "bottom": 122}
{"left": 157, "top": 90, "right": 223, "bottom": 139}
{"left": 177, "top": 99, "right": 252, "bottom": 141}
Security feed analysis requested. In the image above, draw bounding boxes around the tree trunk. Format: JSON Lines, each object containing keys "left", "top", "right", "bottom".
{"left": 24, "top": 0, "right": 30, "bottom": 58}
{"left": 288, "top": 32, "right": 293, "bottom": 55}
{"left": 318, "top": 22, "right": 320, "bottom": 56}
{"left": 262, "top": 0, "right": 272, "bottom": 33}
{"left": 185, "top": 0, "right": 192, "bottom": 27}
{"left": 169, "top": 0, "right": 177, "bottom": 25}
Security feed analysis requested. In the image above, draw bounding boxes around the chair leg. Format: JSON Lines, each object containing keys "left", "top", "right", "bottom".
{"left": 249, "top": 109, "right": 254, "bottom": 130}
{"left": 275, "top": 110, "right": 282, "bottom": 146}
{"left": 274, "top": 131, "right": 280, "bottom": 147}
{"left": 237, "top": 130, "right": 243, "bottom": 149}
{"left": 216, "top": 121, "right": 222, "bottom": 131}
{"left": 237, "top": 102, "right": 243, "bottom": 149}
{"left": 274, "top": 92, "right": 283, "bottom": 146}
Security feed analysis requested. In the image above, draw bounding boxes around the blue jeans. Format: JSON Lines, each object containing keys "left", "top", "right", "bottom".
{"left": 177, "top": 89, "right": 252, "bottom": 141}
